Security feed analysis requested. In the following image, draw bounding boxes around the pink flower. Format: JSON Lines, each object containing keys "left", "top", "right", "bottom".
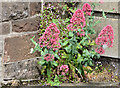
{"left": 60, "top": 65, "right": 69, "bottom": 75}
{"left": 96, "top": 25, "right": 114, "bottom": 47}
{"left": 70, "top": 9, "right": 85, "bottom": 29}
{"left": 95, "top": 47, "right": 105, "bottom": 54}
{"left": 39, "top": 23, "right": 61, "bottom": 50}
{"left": 61, "top": 72, "right": 65, "bottom": 76}
{"left": 95, "top": 25, "right": 114, "bottom": 54}
{"left": 99, "top": 0, "right": 104, "bottom": 3}
{"left": 82, "top": 3, "right": 92, "bottom": 16}
{"left": 67, "top": 24, "right": 74, "bottom": 31}
{"left": 77, "top": 29, "right": 85, "bottom": 37}
{"left": 80, "top": 32, "right": 85, "bottom": 37}
{"left": 44, "top": 54, "right": 54, "bottom": 61}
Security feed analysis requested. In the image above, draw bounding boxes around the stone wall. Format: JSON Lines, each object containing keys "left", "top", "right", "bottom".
{"left": 0, "top": 2, "right": 42, "bottom": 81}
{"left": 0, "top": 1, "right": 120, "bottom": 81}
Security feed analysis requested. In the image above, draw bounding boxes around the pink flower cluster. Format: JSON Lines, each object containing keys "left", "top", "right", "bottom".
{"left": 82, "top": 3, "right": 92, "bottom": 16}
{"left": 39, "top": 23, "right": 61, "bottom": 51}
{"left": 67, "top": 9, "right": 86, "bottom": 37}
{"left": 95, "top": 25, "right": 114, "bottom": 54}
{"left": 77, "top": 29, "right": 85, "bottom": 37}
{"left": 95, "top": 47, "right": 105, "bottom": 54}
{"left": 70, "top": 9, "right": 86, "bottom": 29}
{"left": 67, "top": 24, "right": 75, "bottom": 31}
{"left": 44, "top": 54, "right": 54, "bottom": 61}
{"left": 60, "top": 65, "right": 69, "bottom": 76}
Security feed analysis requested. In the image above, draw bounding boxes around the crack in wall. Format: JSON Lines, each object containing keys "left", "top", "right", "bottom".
{"left": 93, "top": 10, "right": 120, "bottom": 19}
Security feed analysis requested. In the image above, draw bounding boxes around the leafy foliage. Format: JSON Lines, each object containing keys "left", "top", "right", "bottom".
{"left": 30, "top": 2, "right": 114, "bottom": 86}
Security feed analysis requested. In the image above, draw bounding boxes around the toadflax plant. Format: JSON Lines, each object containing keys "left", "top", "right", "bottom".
{"left": 31, "top": 2, "right": 114, "bottom": 85}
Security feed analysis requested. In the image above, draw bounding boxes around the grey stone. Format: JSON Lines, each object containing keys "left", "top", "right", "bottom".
{"left": 94, "top": 2, "right": 120, "bottom": 13}
{"left": 3, "top": 57, "right": 42, "bottom": 79}
{"left": 12, "top": 16, "right": 40, "bottom": 32}
{"left": 0, "top": 56, "right": 3, "bottom": 83}
{"left": 0, "top": 41, "right": 3, "bottom": 54}
{"left": 2, "top": 2, "right": 29, "bottom": 21}
{"left": 77, "top": 2, "right": 120, "bottom": 13}
{"left": 60, "top": 82, "right": 119, "bottom": 86}
{"left": 0, "top": 22, "right": 10, "bottom": 35}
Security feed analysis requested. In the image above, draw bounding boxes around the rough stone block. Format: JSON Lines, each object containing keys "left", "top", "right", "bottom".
{"left": 30, "top": 2, "right": 41, "bottom": 16}
{"left": 3, "top": 57, "right": 41, "bottom": 80}
{"left": 118, "top": 16, "right": 120, "bottom": 58}
{"left": 0, "top": 41, "right": 3, "bottom": 54}
{"left": 2, "top": 2, "right": 29, "bottom": 21}
{"left": 0, "top": 3, "right": 2, "bottom": 22}
{"left": 0, "top": 22, "right": 10, "bottom": 35}
{"left": 93, "top": 17, "right": 118, "bottom": 58}
{"left": 4, "top": 33, "right": 39, "bottom": 63}
{"left": 94, "top": 2, "right": 120, "bottom": 13}
{"left": 77, "top": 2, "right": 120, "bottom": 13}
{"left": 12, "top": 17, "right": 40, "bottom": 32}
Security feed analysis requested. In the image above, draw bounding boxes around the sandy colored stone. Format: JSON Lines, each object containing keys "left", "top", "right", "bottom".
{"left": 0, "top": 22, "right": 10, "bottom": 35}
{"left": 30, "top": 2, "right": 41, "bottom": 16}
{"left": 4, "top": 33, "right": 39, "bottom": 63}
{"left": 12, "top": 16, "right": 40, "bottom": 32}
{"left": 77, "top": 2, "right": 120, "bottom": 13}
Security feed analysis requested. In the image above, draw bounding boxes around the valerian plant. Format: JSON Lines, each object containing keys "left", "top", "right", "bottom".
{"left": 30, "top": 2, "right": 114, "bottom": 86}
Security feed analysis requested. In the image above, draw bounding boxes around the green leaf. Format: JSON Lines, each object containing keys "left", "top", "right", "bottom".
{"left": 52, "top": 19, "right": 58, "bottom": 23}
{"left": 50, "top": 51, "right": 54, "bottom": 54}
{"left": 63, "top": 5, "right": 67, "bottom": 10}
{"left": 30, "top": 36, "right": 37, "bottom": 46}
{"left": 93, "top": 20, "right": 101, "bottom": 26}
{"left": 65, "top": 18, "right": 70, "bottom": 23}
{"left": 83, "top": 49, "right": 90, "bottom": 56}
{"left": 77, "top": 53, "right": 83, "bottom": 63}
{"left": 38, "top": 60, "right": 45, "bottom": 66}
{"left": 89, "top": 61, "right": 94, "bottom": 66}
{"left": 90, "top": 40, "right": 96, "bottom": 46}
{"left": 77, "top": 43, "right": 82, "bottom": 49}
{"left": 54, "top": 75, "right": 59, "bottom": 82}
{"left": 40, "top": 15, "right": 43, "bottom": 18}
{"left": 30, "top": 36, "right": 41, "bottom": 53}
{"left": 32, "top": 48, "right": 37, "bottom": 53}
{"left": 84, "top": 58, "right": 88, "bottom": 61}
{"left": 69, "top": 8, "right": 75, "bottom": 13}
{"left": 77, "top": 63, "right": 85, "bottom": 77}
{"left": 68, "top": 62, "right": 75, "bottom": 78}
{"left": 64, "top": 45, "right": 71, "bottom": 53}
{"left": 62, "top": 41, "right": 69, "bottom": 46}
{"left": 69, "top": 31, "right": 73, "bottom": 37}
{"left": 109, "top": 9, "right": 114, "bottom": 12}
{"left": 41, "top": 51, "right": 44, "bottom": 56}
{"left": 102, "top": 11, "right": 106, "bottom": 19}
{"left": 52, "top": 61, "right": 58, "bottom": 66}
{"left": 85, "top": 62, "right": 88, "bottom": 67}
{"left": 41, "top": 66, "right": 46, "bottom": 75}
{"left": 44, "top": 48, "right": 48, "bottom": 54}
{"left": 54, "top": 54, "right": 60, "bottom": 59}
